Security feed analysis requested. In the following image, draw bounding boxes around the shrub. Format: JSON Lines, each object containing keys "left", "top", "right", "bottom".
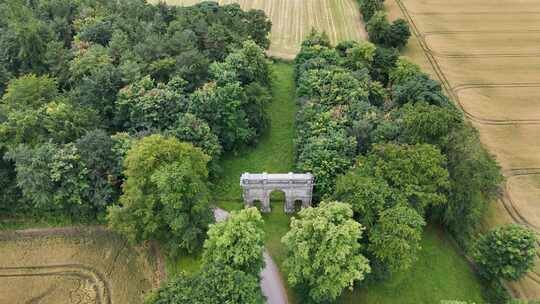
{"left": 474, "top": 224, "right": 537, "bottom": 281}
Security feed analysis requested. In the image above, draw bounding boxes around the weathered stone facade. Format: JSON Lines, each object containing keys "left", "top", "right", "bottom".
{"left": 240, "top": 172, "right": 314, "bottom": 213}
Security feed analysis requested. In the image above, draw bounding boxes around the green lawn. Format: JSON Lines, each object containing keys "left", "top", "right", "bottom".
{"left": 170, "top": 61, "right": 486, "bottom": 304}
{"left": 341, "top": 225, "right": 485, "bottom": 304}
{"left": 212, "top": 62, "right": 298, "bottom": 209}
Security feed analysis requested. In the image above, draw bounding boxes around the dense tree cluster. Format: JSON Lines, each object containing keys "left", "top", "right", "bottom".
{"left": 147, "top": 208, "right": 266, "bottom": 304}
{"left": 292, "top": 31, "right": 503, "bottom": 300}
{"left": 358, "top": 0, "right": 411, "bottom": 49}
{"left": 0, "top": 1, "right": 272, "bottom": 220}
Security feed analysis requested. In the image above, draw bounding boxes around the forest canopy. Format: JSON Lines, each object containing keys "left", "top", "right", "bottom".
{"left": 0, "top": 0, "right": 272, "bottom": 221}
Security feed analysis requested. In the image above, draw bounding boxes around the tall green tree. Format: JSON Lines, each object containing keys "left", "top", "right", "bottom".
{"left": 282, "top": 201, "right": 371, "bottom": 303}
{"left": 368, "top": 205, "right": 426, "bottom": 273}
{"left": 6, "top": 142, "right": 91, "bottom": 217}
{"left": 107, "top": 135, "right": 212, "bottom": 254}
{"left": 333, "top": 172, "right": 401, "bottom": 230}
{"left": 188, "top": 81, "right": 254, "bottom": 151}
{"left": 115, "top": 76, "right": 187, "bottom": 132}
{"left": 202, "top": 207, "right": 265, "bottom": 277}
{"left": 356, "top": 143, "right": 450, "bottom": 214}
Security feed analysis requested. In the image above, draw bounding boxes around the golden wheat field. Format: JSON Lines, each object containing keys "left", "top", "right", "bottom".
{"left": 385, "top": 0, "right": 540, "bottom": 298}
{"left": 153, "top": 0, "right": 367, "bottom": 59}
{"left": 0, "top": 227, "right": 162, "bottom": 304}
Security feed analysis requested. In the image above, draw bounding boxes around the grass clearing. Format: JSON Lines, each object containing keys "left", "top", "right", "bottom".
{"left": 341, "top": 225, "right": 485, "bottom": 304}
{"left": 151, "top": 0, "right": 366, "bottom": 59}
{"left": 213, "top": 62, "right": 297, "bottom": 208}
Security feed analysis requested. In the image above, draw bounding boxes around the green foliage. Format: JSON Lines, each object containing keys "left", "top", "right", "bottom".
{"left": 370, "top": 46, "right": 399, "bottom": 85}
{"left": 282, "top": 201, "right": 371, "bottom": 303}
{"left": 473, "top": 224, "right": 537, "bottom": 281}
{"left": 366, "top": 12, "right": 391, "bottom": 47}
{"left": 391, "top": 73, "right": 451, "bottom": 106}
{"left": 0, "top": 74, "right": 96, "bottom": 149}
{"left": 107, "top": 135, "right": 212, "bottom": 254}
{"left": 389, "top": 57, "right": 422, "bottom": 85}
{"left": 297, "top": 68, "right": 370, "bottom": 107}
{"left": 165, "top": 113, "right": 222, "bottom": 162}
{"left": 297, "top": 128, "right": 357, "bottom": 197}
{"left": 188, "top": 81, "right": 254, "bottom": 151}
{"left": 399, "top": 101, "right": 463, "bottom": 147}
{"left": 333, "top": 173, "right": 399, "bottom": 230}
{"left": 356, "top": 143, "right": 450, "bottom": 214}
{"left": 213, "top": 40, "right": 271, "bottom": 87}
{"left": 387, "top": 19, "right": 411, "bottom": 49}
{"left": 358, "top": 0, "right": 384, "bottom": 22}
{"left": 115, "top": 76, "right": 186, "bottom": 132}
{"left": 338, "top": 40, "right": 377, "bottom": 71}
{"left": 146, "top": 265, "right": 264, "bottom": 304}
{"left": 366, "top": 12, "right": 410, "bottom": 49}
{"left": 368, "top": 205, "right": 426, "bottom": 273}
{"left": 202, "top": 207, "right": 265, "bottom": 277}
{"left": 6, "top": 143, "right": 91, "bottom": 217}
{"left": 441, "top": 125, "right": 503, "bottom": 245}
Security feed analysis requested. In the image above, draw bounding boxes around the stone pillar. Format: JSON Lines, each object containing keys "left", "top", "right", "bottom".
{"left": 302, "top": 198, "right": 311, "bottom": 209}
{"left": 261, "top": 191, "right": 271, "bottom": 213}
{"left": 284, "top": 196, "right": 295, "bottom": 213}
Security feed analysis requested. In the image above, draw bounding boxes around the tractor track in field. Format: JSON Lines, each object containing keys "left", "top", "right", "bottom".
{"left": 0, "top": 264, "right": 112, "bottom": 304}
{"left": 396, "top": 0, "right": 540, "bottom": 289}
{"left": 0, "top": 225, "right": 167, "bottom": 304}
{"left": 452, "top": 83, "right": 540, "bottom": 125}
{"left": 422, "top": 30, "right": 540, "bottom": 58}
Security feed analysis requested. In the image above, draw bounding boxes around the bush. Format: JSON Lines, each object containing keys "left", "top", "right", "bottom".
{"left": 358, "top": 0, "right": 384, "bottom": 22}
{"left": 474, "top": 224, "right": 537, "bottom": 281}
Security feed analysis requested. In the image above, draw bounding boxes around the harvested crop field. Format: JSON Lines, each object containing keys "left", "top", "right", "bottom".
{"left": 153, "top": 0, "right": 367, "bottom": 59}
{"left": 386, "top": 0, "right": 540, "bottom": 298}
{"left": 0, "top": 227, "right": 162, "bottom": 304}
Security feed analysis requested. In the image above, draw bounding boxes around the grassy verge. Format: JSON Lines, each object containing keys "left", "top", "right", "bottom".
{"left": 341, "top": 225, "right": 485, "bottom": 304}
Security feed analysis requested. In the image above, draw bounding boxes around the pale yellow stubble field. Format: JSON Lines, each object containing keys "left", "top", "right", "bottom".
{"left": 152, "top": 0, "right": 367, "bottom": 59}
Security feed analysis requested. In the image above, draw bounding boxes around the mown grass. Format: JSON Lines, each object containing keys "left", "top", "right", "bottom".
{"left": 212, "top": 61, "right": 298, "bottom": 210}
{"left": 341, "top": 225, "right": 485, "bottom": 304}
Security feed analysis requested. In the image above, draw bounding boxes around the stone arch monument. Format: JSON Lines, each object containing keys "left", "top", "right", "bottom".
{"left": 240, "top": 172, "right": 314, "bottom": 213}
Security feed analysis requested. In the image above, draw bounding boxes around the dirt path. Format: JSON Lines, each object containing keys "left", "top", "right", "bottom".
{"left": 213, "top": 208, "right": 288, "bottom": 304}
{"left": 389, "top": 0, "right": 540, "bottom": 298}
